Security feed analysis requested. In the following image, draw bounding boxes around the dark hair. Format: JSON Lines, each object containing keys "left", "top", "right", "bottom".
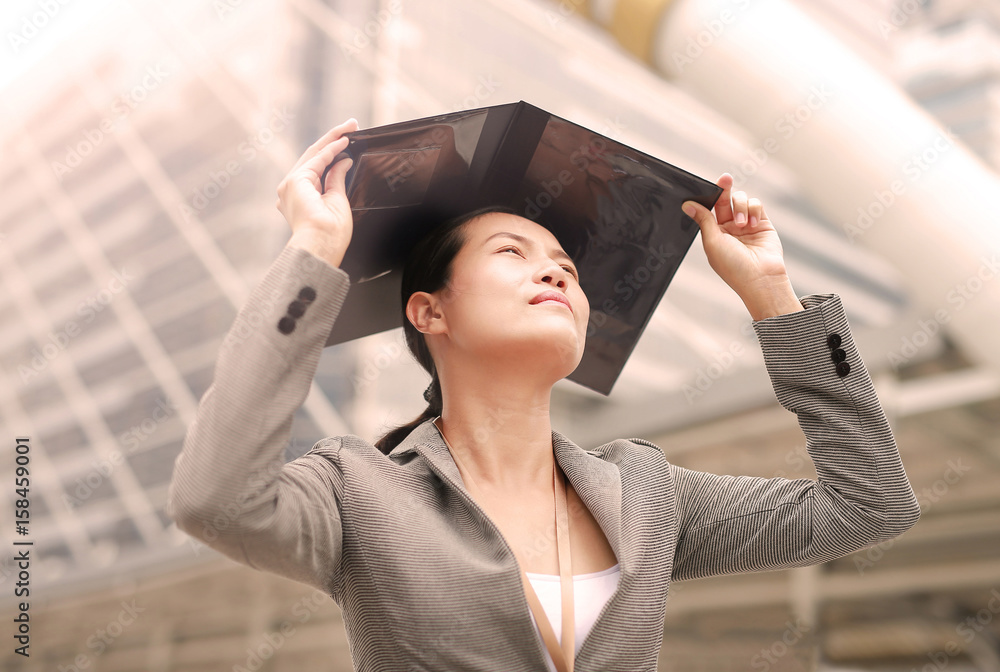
{"left": 374, "top": 204, "right": 518, "bottom": 454}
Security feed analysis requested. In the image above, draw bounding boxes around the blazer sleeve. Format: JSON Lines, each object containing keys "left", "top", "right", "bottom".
{"left": 166, "top": 244, "right": 352, "bottom": 595}
{"left": 669, "top": 293, "right": 921, "bottom": 582}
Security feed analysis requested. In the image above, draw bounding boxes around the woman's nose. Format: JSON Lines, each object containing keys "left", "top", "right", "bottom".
{"left": 539, "top": 266, "right": 568, "bottom": 288}
{"left": 533, "top": 252, "right": 576, "bottom": 287}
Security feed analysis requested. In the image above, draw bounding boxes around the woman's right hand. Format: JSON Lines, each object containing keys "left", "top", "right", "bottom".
{"left": 277, "top": 117, "right": 360, "bottom": 268}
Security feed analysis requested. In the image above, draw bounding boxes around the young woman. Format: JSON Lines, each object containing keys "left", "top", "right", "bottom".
{"left": 167, "top": 118, "right": 921, "bottom": 672}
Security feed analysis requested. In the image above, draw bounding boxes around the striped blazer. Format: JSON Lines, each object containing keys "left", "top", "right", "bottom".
{"left": 167, "top": 244, "right": 922, "bottom": 672}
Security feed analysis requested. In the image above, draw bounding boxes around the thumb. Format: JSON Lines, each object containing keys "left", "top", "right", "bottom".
{"left": 682, "top": 200, "right": 722, "bottom": 246}
{"left": 323, "top": 157, "right": 353, "bottom": 197}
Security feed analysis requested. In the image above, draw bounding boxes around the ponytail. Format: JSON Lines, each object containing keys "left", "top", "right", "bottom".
{"left": 373, "top": 374, "right": 442, "bottom": 454}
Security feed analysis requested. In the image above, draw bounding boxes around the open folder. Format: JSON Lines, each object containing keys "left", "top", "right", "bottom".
{"left": 319, "top": 101, "right": 723, "bottom": 395}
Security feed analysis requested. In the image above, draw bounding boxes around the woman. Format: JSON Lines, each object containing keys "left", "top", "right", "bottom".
{"left": 167, "top": 118, "right": 921, "bottom": 672}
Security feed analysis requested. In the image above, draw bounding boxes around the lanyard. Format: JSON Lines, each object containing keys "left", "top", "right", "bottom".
{"left": 434, "top": 417, "right": 575, "bottom": 672}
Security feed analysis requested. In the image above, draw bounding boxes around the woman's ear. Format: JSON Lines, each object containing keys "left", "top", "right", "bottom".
{"left": 405, "top": 291, "right": 447, "bottom": 335}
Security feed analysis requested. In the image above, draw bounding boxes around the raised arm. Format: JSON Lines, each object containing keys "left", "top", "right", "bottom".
{"left": 669, "top": 292, "right": 921, "bottom": 581}
{"left": 166, "top": 118, "right": 360, "bottom": 594}
{"left": 670, "top": 178, "right": 919, "bottom": 581}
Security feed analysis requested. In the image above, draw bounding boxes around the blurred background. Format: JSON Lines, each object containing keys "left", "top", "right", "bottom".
{"left": 1, "top": 0, "right": 999, "bottom": 669}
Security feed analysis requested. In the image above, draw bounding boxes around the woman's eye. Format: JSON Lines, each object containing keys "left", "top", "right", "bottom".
{"left": 498, "top": 247, "right": 576, "bottom": 279}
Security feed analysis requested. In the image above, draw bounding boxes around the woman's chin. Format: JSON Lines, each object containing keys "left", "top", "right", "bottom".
{"left": 525, "top": 337, "right": 584, "bottom": 374}
{"left": 482, "top": 332, "right": 581, "bottom": 369}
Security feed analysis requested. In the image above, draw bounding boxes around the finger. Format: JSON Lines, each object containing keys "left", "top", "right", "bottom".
{"left": 300, "top": 135, "right": 351, "bottom": 179}
{"left": 291, "top": 118, "right": 359, "bottom": 172}
{"left": 310, "top": 117, "right": 359, "bottom": 153}
{"left": 748, "top": 197, "right": 762, "bottom": 227}
{"left": 757, "top": 202, "right": 775, "bottom": 230}
{"left": 322, "top": 155, "right": 354, "bottom": 196}
{"left": 731, "top": 190, "right": 749, "bottom": 227}
{"left": 682, "top": 200, "right": 724, "bottom": 248}
{"left": 292, "top": 125, "right": 355, "bottom": 174}
{"left": 713, "top": 173, "right": 735, "bottom": 225}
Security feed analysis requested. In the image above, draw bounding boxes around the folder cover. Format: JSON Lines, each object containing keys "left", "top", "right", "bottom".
{"left": 320, "top": 101, "right": 722, "bottom": 395}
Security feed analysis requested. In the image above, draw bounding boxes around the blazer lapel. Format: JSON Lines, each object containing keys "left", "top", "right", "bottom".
{"left": 551, "top": 430, "right": 623, "bottom": 562}
{"left": 390, "top": 419, "right": 624, "bottom": 566}
{"left": 389, "top": 418, "right": 468, "bottom": 492}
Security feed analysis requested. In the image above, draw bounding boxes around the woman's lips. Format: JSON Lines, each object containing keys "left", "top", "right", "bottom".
{"left": 530, "top": 291, "right": 572, "bottom": 313}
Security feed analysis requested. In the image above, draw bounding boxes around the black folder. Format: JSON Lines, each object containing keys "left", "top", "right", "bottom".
{"left": 320, "top": 101, "right": 722, "bottom": 395}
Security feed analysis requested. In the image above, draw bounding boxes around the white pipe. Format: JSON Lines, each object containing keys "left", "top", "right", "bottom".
{"left": 593, "top": 0, "right": 1000, "bottom": 371}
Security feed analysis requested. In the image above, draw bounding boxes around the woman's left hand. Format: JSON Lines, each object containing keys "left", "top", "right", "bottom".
{"left": 682, "top": 173, "right": 803, "bottom": 320}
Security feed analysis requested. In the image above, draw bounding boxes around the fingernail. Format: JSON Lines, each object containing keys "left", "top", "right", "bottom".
{"left": 735, "top": 212, "right": 746, "bottom": 225}
{"left": 749, "top": 215, "right": 757, "bottom": 226}
{"left": 682, "top": 204, "right": 696, "bottom": 217}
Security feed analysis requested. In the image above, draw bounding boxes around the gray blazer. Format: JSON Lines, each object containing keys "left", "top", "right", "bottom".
{"left": 167, "top": 245, "right": 921, "bottom": 672}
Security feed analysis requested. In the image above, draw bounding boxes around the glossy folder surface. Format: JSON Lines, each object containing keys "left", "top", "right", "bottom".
{"left": 320, "top": 101, "right": 722, "bottom": 395}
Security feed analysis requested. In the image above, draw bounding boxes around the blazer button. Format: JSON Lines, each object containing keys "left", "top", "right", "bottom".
{"left": 278, "top": 316, "right": 296, "bottom": 334}
{"left": 298, "top": 286, "right": 317, "bottom": 303}
{"left": 827, "top": 333, "right": 842, "bottom": 349}
{"left": 287, "top": 300, "right": 307, "bottom": 319}
{"left": 831, "top": 348, "right": 847, "bottom": 363}
{"left": 836, "top": 361, "right": 851, "bottom": 377}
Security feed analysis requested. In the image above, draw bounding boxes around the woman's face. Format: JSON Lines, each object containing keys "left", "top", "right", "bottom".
{"left": 414, "top": 212, "right": 590, "bottom": 380}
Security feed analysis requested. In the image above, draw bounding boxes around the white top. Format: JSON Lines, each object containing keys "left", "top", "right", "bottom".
{"left": 524, "top": 563, "right": 621, "bottom": 670}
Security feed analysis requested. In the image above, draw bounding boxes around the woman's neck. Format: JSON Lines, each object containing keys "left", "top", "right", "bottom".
{"left": 436, "top": 384, "right": 556, "bottom": 494}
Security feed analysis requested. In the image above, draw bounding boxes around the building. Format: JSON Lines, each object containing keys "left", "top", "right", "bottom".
{"left": 1, "top": 0, "right": 997, "bottom": 670}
